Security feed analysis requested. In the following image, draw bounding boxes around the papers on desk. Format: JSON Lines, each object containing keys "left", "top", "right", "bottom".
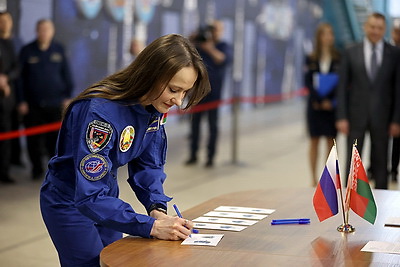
{"left": 181, "top": 206, "right": 274, "bottom": 246}
{"left": 181, "top": 234, "right": 224, "bottom": 246}
{"left": 194, "top": 223, "right": 247, "bottom": 232}
{"left": 384, "top": 217, "right": 400, "bottom": 227}
{"left": 193, "top": 216, "right": 258, "bottom": 226}
{"left": 203, "top": 211, "right": 268, "bottom": 220}
{"left": 214, "top": 206, "right": 275, "bottom": 214}
{"left": 361, "top": 241, "right": 400, "bottom": 255}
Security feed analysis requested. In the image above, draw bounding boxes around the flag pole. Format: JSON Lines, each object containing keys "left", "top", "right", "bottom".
{"left": 337, "top": 141, "right": 355, "bottom": 233}
{"left": 334, "top": 140, "right": 346, "bottom": 227}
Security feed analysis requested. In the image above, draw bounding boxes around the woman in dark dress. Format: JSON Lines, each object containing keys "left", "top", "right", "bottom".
{"left": 304, "top": 23, "right": 340, "bottom": 186}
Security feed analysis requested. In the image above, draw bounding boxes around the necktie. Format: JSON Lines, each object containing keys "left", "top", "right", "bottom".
{"left": 370, "top": 44, "right": 377, "bottom": 80}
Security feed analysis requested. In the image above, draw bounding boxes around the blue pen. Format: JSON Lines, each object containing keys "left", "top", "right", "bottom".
{"left": 272, "top": 218, "right": 310, "bottom": 223}
{"left": 271, "top": 220, "right": 310, "bottom": 225}
{"left": 173, "top": 204, "right": 199, "bottom": 234}
{"left": 271, "top": 221, "right": 310, "bottom": 225}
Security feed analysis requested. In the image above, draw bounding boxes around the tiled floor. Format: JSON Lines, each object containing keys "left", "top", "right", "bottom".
{"left": 0, "top": 98, "right": 398, "bottom": 266}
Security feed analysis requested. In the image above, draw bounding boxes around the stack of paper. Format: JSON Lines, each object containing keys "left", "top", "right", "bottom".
{"left": 182, "top": 206, "right": 275, "bottom": 246}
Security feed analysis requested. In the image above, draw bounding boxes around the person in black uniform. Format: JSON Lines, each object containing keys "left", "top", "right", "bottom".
{"left": 0, "top": 11, "right": 19, "bottom": 184}
{"left": 18, "top": 19, "right": 73, "bottom": 180}
{"left": 0, "top": 11, "right": 23, "bottom": 167}
{"left": 389, "top": 23, "right": 400, "bottom": 182}
{"left": 304, "top": 23, "right": 340, "bottom": 186}
{"left": 185, "top": 20, "right": 232, "bottom": 167}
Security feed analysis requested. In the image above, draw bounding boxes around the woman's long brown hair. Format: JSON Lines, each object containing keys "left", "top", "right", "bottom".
{"left": 310, "top": 23, "right": 340, "bottom": 61}
{"left": 65, "top": 34, "right": 210, "bottom": 117}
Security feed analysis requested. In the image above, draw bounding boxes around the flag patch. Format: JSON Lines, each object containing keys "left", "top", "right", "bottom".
{"left": 86, "top": 120, "right": 113, "bottom": 153}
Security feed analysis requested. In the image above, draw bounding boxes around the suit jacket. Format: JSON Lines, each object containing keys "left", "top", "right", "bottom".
{"left": 337, "top": 42, "right": 400, "bottom": 130}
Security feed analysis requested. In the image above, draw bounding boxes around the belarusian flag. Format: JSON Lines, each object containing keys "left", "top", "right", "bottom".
{"left": 345, "top": 145, "right": 377, "bottom": 224}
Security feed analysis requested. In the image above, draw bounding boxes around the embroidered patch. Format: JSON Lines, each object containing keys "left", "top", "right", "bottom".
{"left": 79, "top": 154, "right": 108, "bottom": 181}
{"left": 146, "top": 117, "right": 160, "bottom": 132}
{"left": 50, "top": 52, "right": 63, "bottom": 62}
{"left": 160, "top": 113, "right": 167, "bottom": 125}
{"left": 86, "top": 120, "right": 113, "bottom": 153}
{"left": 120, "top": 126, "right": 135, "bottom": 152}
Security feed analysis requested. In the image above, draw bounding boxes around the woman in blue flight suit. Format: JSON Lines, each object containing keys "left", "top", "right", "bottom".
{"left": 40, "top": 34, "right": 210, "bottom": 267}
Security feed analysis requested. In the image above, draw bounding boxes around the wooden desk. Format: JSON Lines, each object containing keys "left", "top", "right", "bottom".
{"left": 100, "top": 188, "right": 400, "bottom": 266}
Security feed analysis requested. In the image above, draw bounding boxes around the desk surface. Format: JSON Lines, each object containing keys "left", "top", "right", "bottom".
{"left": 100, "top": 188, "right": 400, "bottom": 266}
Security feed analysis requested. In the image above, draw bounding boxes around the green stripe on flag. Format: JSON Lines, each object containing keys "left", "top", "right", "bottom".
{"left": 356, "top": 179, "right": 377, "bottom": 224}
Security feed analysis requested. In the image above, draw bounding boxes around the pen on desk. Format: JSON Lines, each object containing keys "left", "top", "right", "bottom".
{"left": 272, "top": 218, "right": 310, "bottom": 222}
{"left": 172, "top": 204, "right": 199, "bottom": 234}
{"left": 271, "top": 218, "right": 310, "bottom": 225}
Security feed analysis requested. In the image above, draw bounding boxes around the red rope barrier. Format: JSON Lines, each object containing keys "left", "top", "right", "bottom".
{"left": 0, "top": 88, "right": 308, "bottom": 141}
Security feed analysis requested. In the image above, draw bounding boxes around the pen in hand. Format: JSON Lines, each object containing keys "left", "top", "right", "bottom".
{"left": 173, "top": 204, "right": 199, "bottom": 234}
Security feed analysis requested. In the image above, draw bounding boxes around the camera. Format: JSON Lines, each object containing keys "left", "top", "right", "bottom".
{"left": 194, "top": 25, "right": 215, "bottom": 43}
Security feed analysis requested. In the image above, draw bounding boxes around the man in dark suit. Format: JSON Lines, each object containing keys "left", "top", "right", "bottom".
{"left": 336, "top": 12, "right": 400, "bottom": 189}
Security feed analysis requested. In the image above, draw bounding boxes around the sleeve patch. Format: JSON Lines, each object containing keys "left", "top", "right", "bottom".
{"left": 120, "top": 125, "right": 135, "bottom": 152}
{"left": 79, "top": 154, "right": 109, "bottom": 181}
{"left": 86, "top": 120, "right": 113, "bottom": 153}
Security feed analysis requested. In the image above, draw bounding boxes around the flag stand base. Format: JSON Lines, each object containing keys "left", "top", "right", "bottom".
{"left": 337, "top": 224, "right": 355, "bottom": 233}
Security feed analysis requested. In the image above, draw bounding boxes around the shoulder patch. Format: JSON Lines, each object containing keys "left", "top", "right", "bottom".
{"left": 86, "top": 120, "right": 113, "bottom": 153}
{"left": 146, "top": 117, "right": 160, "bottom": 132}
{"left": 80, "top": 154, "right": 109, "bottom": 181}
{"left": 120, "top": 126, "right": 135, "bottom": 152}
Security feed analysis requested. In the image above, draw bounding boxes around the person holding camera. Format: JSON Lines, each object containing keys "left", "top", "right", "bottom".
{"left": 186, "top": 20, "right": 232, "bottom": 168}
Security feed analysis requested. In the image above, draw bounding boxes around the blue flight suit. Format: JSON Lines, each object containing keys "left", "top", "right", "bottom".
{"left": 40, "top": 98, "right": 171, "bottom": 267}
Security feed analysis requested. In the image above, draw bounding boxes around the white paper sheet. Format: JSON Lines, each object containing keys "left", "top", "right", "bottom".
{"left": 193, "top": 216, "right": 258, "bottom": 226}
{"left": 203, "top": 211, "right": 268, "bottom": 220}
{"left": 361, "top": 241, "right": 400, "bottom": 254}
{"left": 181, "top": 234, "right": 224, "bottom": 246}
{"left": 214, "top": 206, "right": 275, "bottom": 214}
{"left": 194, "top": 222, "right": 247, "bottom": 231}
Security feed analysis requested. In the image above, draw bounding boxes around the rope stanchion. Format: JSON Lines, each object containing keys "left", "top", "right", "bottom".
{"left": 0, "top": 88, "right": 308, "bottom": 141}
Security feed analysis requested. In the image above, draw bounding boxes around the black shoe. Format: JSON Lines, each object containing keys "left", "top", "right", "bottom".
{"left": 205, "top": 160, "right": 214, "bottom": 168}
{"left": 390, "top": 172, "right": 398, "bottom": 182}
{"left": 185, "top": 158, "right": 197, "bottom": 165}
{"left": 0, "top": 176, "right": 16, "bottom": 184}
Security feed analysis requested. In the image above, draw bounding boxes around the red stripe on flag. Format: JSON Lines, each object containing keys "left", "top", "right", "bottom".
{"left": 313, "top": 184, "right": 334, "bottom": 222}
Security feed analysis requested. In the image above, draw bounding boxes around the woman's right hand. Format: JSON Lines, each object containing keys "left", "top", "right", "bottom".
{"left": 150, "top": 216, "right": 193, "bottom": 240}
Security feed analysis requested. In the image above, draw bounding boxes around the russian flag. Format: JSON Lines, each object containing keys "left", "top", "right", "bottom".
{"left": 313, "top": 146, "right": 339, "bottom": 222}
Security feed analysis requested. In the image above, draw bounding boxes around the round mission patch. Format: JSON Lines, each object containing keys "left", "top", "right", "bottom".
{"left": 80, "top": 154, "right": 109, "bottom": 181}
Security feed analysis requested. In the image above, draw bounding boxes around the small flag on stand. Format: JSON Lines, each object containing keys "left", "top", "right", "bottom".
{"left": 344, "top": 145, "right": 377, "bottom": 224}
{"left": 313, "top": 146, "right": 340, "bottom": 222}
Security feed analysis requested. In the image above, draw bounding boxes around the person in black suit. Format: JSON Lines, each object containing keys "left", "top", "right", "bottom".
{"left": 389, "top": 22, "right": 400, "bottom": 182}
{"left": 336, "top": 12, "right": 400, "bottom": 189}
{"left": 304, "top": 23, "right": 340, "bottom": 187}
{"left": 0, "top": 11, "right": 19, "bottom": 184}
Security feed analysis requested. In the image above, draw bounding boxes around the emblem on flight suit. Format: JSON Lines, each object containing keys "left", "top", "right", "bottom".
{"left": 86, "top": 120, "right": 113, "bottom": 153}
{"left": 160, "top": 113, "right": 167, "bottom": 125}
{"left": 80, "top": 154, "right": 109, "bottom": 181}
{"left": 146, "top": 117, "right": 160, "bottom": 132}
{"left": 120, "top": 126, "right": 135, "bottom": 152}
